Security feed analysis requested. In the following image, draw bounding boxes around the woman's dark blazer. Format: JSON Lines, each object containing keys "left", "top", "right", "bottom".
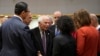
{"left": 52, "top": 34, "right": 76, "bottom": 56}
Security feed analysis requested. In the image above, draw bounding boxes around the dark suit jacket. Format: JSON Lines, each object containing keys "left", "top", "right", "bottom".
{"left": 0, "top": 26, "right": 2, "bottom": 51}
{"left": 0, "top": 16, "right": 36, "bottom": 56}
{"left": 52, "top": 34, "right": 76, "bottom": 56}
{"left": 49, "top": 25, "right": 55, "bottom": 36}
{"left": 30, "top": 27, "right": 53, "bottom": 56}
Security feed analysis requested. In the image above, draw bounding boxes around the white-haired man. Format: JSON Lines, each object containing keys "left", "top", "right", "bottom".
{"left": 30, "top": 15, "right": 54, "bottom": 56}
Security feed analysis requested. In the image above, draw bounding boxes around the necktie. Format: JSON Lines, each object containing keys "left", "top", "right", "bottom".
{"left": 42, "top": 31, "right": 46, "bottom": 54}
{"left": 55, "top": 27, "right": 60, "bottom": 36}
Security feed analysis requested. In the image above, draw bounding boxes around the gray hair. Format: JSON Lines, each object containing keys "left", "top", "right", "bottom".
{"left": 90, "top": 13, "right": 98, "bottom": 21}
{"left": 37, "top": 15, "right": 53, "bottom": 23}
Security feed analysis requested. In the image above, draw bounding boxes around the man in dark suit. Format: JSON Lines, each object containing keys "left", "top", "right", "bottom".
{"left": 0, "top": 2, "right": 36, "bottom": 56}
{"left": 0, "top": 27, "right": 2, "bottom": 51}
{"left": 49, "top": 11, "right": 62, "bottom": 36}
{"left": 30, "top": 15, "right": 53, "bottom": 56}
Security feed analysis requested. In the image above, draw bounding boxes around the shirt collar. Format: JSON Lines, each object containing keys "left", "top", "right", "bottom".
{"left": 14, "top": 15, "right": 23, "bottom": 22}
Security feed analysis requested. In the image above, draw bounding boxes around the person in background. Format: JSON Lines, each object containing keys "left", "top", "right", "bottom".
{"left": 73, "top": 9, "right": 99, "bottom": 56}
{"left": 30, "top": 15, "right": 53, "bottom": 56}
{"left": 23, "top": 12, "right": 32, "bottom": 25}
{"left": 48, "top": 15, "right": 53, "bottom": 26}
{"left": 90, "top": 14, "right": 100, "bottom": 56}
{"left": 90, "top": 13, "right": 100, "bottom": 30}
{"left": 0, "top": 16, "right": 8, "bottom": 26}
{"left": 52, "top": 15, "right": 76, "bottom": 56}
{"left": 0, "top": 26, "right": 1, "bottom": 51}
{"left": 53, "top": 11, "right": 62, "bottom": 24}
{"left": 0, "top": 2, "right": 36, "bottom": 56}
{"left": 49, "top": 11, "right": 62, "bottom": 36}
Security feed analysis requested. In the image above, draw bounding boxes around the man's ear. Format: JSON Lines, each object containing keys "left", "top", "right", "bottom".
{"left": 38, "top": 22, "right": 40, "bottom": 23}
{"left": 20, "top": 11, "right": 26, "bottom": 19}
{"left": 38, "top": 22, "right": 42, "bottom": 25}
{"left": 21, "top": 11, "right": 25, "bottom": 15}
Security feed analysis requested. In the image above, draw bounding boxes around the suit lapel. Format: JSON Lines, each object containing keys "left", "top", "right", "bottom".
{"left": 35, "top": 27, "right": 44, "bottom": 52}
{"left": 36, "top": 27, "right": 43, "bottom": 46}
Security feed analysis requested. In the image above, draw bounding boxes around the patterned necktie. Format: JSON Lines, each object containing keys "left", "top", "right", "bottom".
{"left": 42, "top": 31, "right": 46, "bottom": 54}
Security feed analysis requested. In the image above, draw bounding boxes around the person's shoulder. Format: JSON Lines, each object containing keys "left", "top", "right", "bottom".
{"left": 49, "top": 25, "right": 55, "bottom": 29}
{"left": 96, "top": 25, "right": 100, "bottom": 30}
{"left": 2, "top": 17, "right": 24, "bottom": 29}
{"left": 30, "top": 27, "right": 39, "bottom": 32}
{"left": 54, "top": 35, "right": 66, "bottom": 43}
{"left": 77, "top": 26, "right": 89, "bottom": 31}
{"left": 31, "top": 27, "right": 39, "bottom": 30}
{"left": 49, "top": 25, "right": 56, "bottom": 33}
{"left": 51, "top": 25, "right": 55, "bottom": 27}
{"left": 54, "top": 35, "right": 63, "bottom": 39}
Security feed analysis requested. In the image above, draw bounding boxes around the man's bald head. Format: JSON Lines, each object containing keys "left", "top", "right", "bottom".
{"left": 53, "top": 11, "right": 62, "bottom": 24}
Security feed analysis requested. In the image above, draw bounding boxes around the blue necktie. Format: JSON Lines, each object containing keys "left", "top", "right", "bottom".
{"left": 55, "top": 27, "right": 60, "bottom": 36}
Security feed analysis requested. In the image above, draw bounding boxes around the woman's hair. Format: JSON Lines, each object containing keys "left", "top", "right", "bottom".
{"left": 73, "top": 9, "right": 91, "bottom": 29}
{"left": 56, "top": 15, "right": 75, "bottom": 34}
